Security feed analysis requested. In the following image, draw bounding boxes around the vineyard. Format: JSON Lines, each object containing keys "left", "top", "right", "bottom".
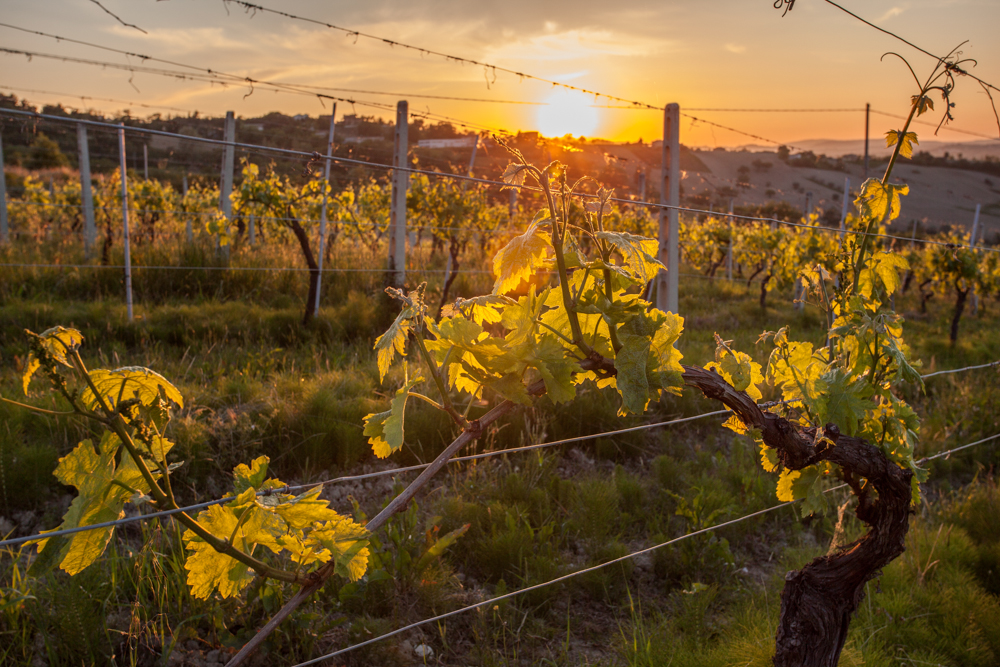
{"left": 3, "top": 2, "right": 1000, "bottom": 667}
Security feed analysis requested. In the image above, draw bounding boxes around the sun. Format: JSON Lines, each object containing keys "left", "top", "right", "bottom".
{"left": 536, "top": 90, "right": 600, "bottom": 138}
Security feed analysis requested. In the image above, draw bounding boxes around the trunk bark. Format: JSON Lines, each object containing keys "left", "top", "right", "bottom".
{"left": 760, "top": 273, "right": 771, "bottom": 310}
{"left": 950, "top": 283, "right": 969, "bottom": 345}
{"left": 287, "top": 216, "right": 320, "bottom": 326}
{"left": 681, "top": 366, "right": 913, "bottom": 667}
{"left": 919, "top": 279, "right": 933, "bottom": 314}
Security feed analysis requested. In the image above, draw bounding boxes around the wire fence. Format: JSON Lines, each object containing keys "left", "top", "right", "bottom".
{"left": 288, "top": 430, "right": 1000, "bottom": 665}
{"left": 2, "top": 108, "right": 997, "bottom": 259}
{"left": 1, "top": 359, "right": 997, "bottom": 552}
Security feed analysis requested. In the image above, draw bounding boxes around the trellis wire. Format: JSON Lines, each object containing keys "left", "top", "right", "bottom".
{"left": 2, "top": 108, "right": 996, "bottom": 255}
{"left": 2, "top": 367, "right": 997, "bottom": 551}
{"left": 289, "top": 428, "right": 1000, "bottom": 665}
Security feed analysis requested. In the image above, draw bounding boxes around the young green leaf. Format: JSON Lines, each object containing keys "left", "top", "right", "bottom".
{"left": 855, "top": 180, "right": 909, "bottom": 224}
{"left": 492, "top": 213, "right": 552, "bottom": 295}
{"left": 363, "top": 376, "right": 422, "bottom": 458}
{"left": 594, "top": 231, "right": 664, "bottom": 282}
{"left": 81, "top": 367, "right": 184, "bottom": 413}
{"left": 22, "top": 326, "right": 84, "bottom": 395}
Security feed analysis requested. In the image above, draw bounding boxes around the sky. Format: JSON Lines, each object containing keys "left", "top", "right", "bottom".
{"left": 2, "top": 0, "right": 999, "bottom": 150}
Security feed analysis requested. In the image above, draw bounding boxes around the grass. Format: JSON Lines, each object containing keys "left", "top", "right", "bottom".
{"left": 0, "top": 231, "right": 999, "bottom": 665}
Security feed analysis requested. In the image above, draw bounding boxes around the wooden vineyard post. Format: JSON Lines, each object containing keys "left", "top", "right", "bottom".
{"left": 389, "top": 100, "right": 409, "bottom": 286}
{"left": 118, "top": 124, "right": 134, "bottom": 321}
{"left": 219, "top": 110, "right": 235, "bottom": 259}
{"left": 314, "top": 104, "right": 337, "bottom": 318}
{"left": 78, "top": 123, "right": 97, "bottom": 258}
{"left": 248, "top": 214, "right": 256, "bottom": 246}
{"left": 655, "top": 103, "right": 680, "bottom": 314}
{"left": 143, "top": 143, "right": 149, "bottom": 180}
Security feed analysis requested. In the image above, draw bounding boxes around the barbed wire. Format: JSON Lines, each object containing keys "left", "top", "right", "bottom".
{"left": 1, "top": 108, "right": 996, "bottom": 255}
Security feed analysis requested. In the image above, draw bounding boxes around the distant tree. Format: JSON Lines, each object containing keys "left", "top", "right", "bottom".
{"left": 776, "top": 145, "right": 790, "bottom": 161}
{"left": 26, "top": 133, "right": 69, "bottom": 169}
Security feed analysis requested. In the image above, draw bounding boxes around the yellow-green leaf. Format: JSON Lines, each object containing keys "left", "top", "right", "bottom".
{"left": 776, "top": 467, "right": 819, "bottom": 502}
{"left": 722, "top": 414, "right": 747, "bottom": 435}
{"left": 855, "top": 179, "right": 909, "bottom": 224}
{"left": 363, "top": 376, "right": 421, "bottom": 458}
{"left": 760, "top": 444, "right": 779, "bottom": 473}
{"left": 233, "top": 456, "right": 269, "bottom": 494}
{"left": 22, "top": 326, "right": 84, "bottom": 394}
{"left": 594, "top": 231, "right": 664, "bottom": 283}
{"left": 81, "top": 367, "right": 184, "bottom": 412}
{"left": 373, "top": 308, "right": 415, "bottom": 384}
{"left": 309, "top": 516, "right": 370, "bottom": 582}
{"left": 492, "top": 213, "right": 551, "bottom": 295}
{"left": 183, "top": 505, "right": 260, "bottom": 599}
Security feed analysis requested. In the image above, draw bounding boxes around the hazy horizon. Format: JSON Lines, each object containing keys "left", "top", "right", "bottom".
{"left": 2, "top": 0, "right": 999, "bottom": 149}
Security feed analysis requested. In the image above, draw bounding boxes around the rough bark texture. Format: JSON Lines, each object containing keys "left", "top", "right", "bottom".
{"left": 950, "top": 283, "right": 968, "bottom": 344}
{"left": 682, "top": 365, "right": 913, "bottom": 666}
{"left": 286, "top": 217, "right": 319, "bottom": 326}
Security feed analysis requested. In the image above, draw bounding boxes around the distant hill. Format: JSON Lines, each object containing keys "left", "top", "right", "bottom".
{"left": 720, "top": 138, "right": 1000, "bottom": 160}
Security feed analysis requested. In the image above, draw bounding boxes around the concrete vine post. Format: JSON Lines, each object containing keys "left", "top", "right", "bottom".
{"left": 314, "top": 104, "right": 337, "bottom": 319}
{"left": 389, "top": 100, "right": 409, "bottom": 286}
{"left": 117, "top": 124, "right": 134, "bottom": 322}
{"left": 78, "top": 124, "right": 97, "bottom": 258}
{"left": 655, "top": 103, "right": 680, "bottom": 314}
{"left": 219, "top": 111, "right": 235, "bottom": 260}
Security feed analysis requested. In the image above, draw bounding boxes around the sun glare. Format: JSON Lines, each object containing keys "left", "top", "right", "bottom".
{"left": 536, "top": 90, "right": 599, "bottom": 138}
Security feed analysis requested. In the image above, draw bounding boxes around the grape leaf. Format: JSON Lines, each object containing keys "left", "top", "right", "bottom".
{"left": 776, "top": 466, "right": 819, "bottom": 503}
{"left": 234, "top": 456, "right": 269, "bottom": 494}
{"left": 706, "top": 348, "right": 763, "bottom": 401}
{"left": 442, "top": 295, "right": 511, "bottom": 325}
{"left": 182, "top": 503, "right": 277, "bottom": 599}
{"left": 37, "top": 432, "right": 163, "bottom": 575}
{"left": 373, "top": 306, "right": 416, "bottom": 383}
{"left": 486, "top": 372, "right": 532, "bottom": 406}
{"left": 308, "top": 517, "right": 371, "bottom": 582}
{"left": 363, "top": 376, "right": 422, "bottom": 458}
{"left": 594, "top": 231, "right": 664, "bottom": 282}
{"left": 524, "top": 335, "right": 580, "bottom": 404}
{"left": 855, "top": 179, "right": 909, "bottom": 224}
{"left": 818, "top": 369, "right": 872, "bottom": 437}
{"left": 81, "top": 367, "right": 184, "bottom": 413}
{"left": 885, "top": 130, "right": 918, "bottom": 159}
{"left": 492, "top": 213, "right": 552, "bottom": 295}
{"left": 759, "top": 444, "right": 779, "bottom": 473}
{"left": 721, "top": 413, "right": 748, "bottom": 435}
{"left": 614, "top": 311, "right": 684, "bottom": 415}
{"left": 23, "top": 326, "right": 84, "bottom": 395}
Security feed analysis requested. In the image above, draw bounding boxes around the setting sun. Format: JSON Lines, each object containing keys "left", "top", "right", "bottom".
{"left": 536, "top": 89, "right": 600, "bottom": 138}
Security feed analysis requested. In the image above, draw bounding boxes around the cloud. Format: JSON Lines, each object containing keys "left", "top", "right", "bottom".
{"left": 725, "top": 43, "right": 746, "bottom": 54}
{"left": 877, "top": 7, "right": 906, "bottom": 22}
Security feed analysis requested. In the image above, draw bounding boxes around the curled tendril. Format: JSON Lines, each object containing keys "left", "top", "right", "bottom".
{"left": 774, "top": 0, "right": 795, "bottom": 17}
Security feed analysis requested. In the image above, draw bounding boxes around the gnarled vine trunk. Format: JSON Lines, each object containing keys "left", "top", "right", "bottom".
{"left": 682, "top": 365, "right": 912, "bottom": 666}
